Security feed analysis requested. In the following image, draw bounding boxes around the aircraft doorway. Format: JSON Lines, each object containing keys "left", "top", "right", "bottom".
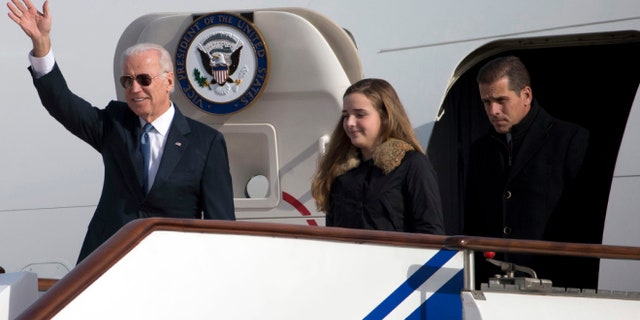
{"left": 428, "top": 31, "right": 640, "bottom": 289}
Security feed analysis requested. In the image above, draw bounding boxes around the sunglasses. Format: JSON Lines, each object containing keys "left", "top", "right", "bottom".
{"left": 119, "top": 72, "right": 168, "bottom": 89}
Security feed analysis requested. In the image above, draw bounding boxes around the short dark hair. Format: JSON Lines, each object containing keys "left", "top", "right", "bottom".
{"left": 476, "top": 56, "right": 531, "bottom": 92}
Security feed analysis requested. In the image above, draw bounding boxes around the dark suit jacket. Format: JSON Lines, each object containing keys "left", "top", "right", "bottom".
{"left": 31, "top": 64, "right": 235, "bottom": 263}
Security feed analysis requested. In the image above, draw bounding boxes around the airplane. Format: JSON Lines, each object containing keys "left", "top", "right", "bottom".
{"left": 0, "top": 0, "right": 639, "bottom": 316}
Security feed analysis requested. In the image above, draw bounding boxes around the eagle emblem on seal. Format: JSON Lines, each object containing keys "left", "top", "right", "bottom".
{"left": 176, "top": 12, "right": 269, "bottom": 114}
{"left": 194, "top": 33, "right": 248, "bottom": 95}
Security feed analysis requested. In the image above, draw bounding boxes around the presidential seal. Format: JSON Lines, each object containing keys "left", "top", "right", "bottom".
{"left": 175, "top": 12, "right": 269, "bottom": 115}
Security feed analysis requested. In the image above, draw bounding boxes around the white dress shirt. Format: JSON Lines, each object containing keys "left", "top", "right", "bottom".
{"left": 28, "top": 49, "right": 55, "bottom": 77}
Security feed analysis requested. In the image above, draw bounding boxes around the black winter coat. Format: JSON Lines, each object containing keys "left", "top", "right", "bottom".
{"left": 464, "top": 101, "right": 589, "bottom": 286}
{"left": 464, "top": 101, "right": 589, "bottom": 241}
{"left": 328, "top": 139, "right": 445, "bottom": 235}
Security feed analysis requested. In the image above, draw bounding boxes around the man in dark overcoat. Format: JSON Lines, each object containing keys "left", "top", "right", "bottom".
{"left": 464, "top": 56, "right": 589, "bottom": 288}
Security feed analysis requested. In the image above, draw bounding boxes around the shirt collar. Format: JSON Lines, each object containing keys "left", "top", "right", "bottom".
{"left": 509, "top": 99, "right": 539, "bottom": 140}
{"left": 138, "top": 103, "right": 175, "bottom": 136}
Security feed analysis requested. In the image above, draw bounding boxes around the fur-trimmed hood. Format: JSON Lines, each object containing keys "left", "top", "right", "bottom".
{"left": 335, "top": 138, "right": 415, "bottom": 177}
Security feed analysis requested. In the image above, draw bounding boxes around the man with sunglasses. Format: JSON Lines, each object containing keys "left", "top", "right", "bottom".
{"left": 8, "top": 0, "right": 235, "bottom": 263}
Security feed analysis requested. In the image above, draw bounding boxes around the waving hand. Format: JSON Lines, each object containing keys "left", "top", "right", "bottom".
{"left": 7, "top": 0, "right": 51, "bottom": 57}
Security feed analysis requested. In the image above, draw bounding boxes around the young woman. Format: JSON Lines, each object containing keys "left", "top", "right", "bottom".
{"left": 311, "top": 78, "right": 444, "bottom": 234}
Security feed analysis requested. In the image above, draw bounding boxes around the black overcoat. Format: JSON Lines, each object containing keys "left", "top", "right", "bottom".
{"left": 464, "top": 101, "right": 589, "bottom": 286}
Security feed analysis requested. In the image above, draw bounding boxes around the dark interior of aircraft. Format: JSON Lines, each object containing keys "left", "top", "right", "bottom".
{"left": 428, "top": 31, "right": 640, "bottom": 289}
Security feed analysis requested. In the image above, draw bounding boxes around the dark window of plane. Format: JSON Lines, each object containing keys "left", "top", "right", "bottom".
{"left": 428, "top": 32, "right": 640, "bottom": 288}
{"left": 430, "top": 35, "right": 639, "bottom": 234}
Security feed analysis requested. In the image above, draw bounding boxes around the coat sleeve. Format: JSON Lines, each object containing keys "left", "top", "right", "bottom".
{"left": 564, "top": 125, "right": 590, "bottom": 181}
{"left": 31, "top": 63, "right": 106, "bottom": 151}
{"left": 545, "top": 124, "right": 590, "bottom": 242}
{"left": 201, "top": 132, "right": 236, "bottom": 220}
{"left": 404, "top": 153, "right": 445, "bottom": 235}
{"left": 325, "top": 204, "right": 334, "bottom": 226}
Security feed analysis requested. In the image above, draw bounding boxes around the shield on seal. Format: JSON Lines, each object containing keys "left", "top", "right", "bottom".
{"left": 212, "top": 65, "right": 229, "bottom": 86}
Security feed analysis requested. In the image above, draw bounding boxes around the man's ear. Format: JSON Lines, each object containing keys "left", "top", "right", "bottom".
{"left": 166, "top": 72, "right": 175, "bottom": 93}
{"left": 522, "top": 86, "right": 533, "bottom": 104}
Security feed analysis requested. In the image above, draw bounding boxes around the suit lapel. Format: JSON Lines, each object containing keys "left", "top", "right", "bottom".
{"left": 112, "top": 108, "right": 147, "bottom": 197}
{"left": 508, "top": 113, "right": 552, "bottom": 181}
{"left": 130, "top": 120, "right": 146, "bottom": 190}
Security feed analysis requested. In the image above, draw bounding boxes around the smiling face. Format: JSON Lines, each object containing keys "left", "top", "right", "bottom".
{"left": 479, "top": 76, "right": 532, "bottom": 134}
{"left": 342, "top": 92, "right": 383, "bottom": 160}
{"left": 122, "top": 49, "right": 174, "bottom": 123}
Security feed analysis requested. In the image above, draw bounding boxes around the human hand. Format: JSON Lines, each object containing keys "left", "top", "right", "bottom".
{"left": 7, "top": 0, "right": 51, "bottom": 56}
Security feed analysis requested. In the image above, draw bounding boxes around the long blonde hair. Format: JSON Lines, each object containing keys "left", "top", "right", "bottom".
{"left": 311, "top": 78, "right": 423, "bottom": 212}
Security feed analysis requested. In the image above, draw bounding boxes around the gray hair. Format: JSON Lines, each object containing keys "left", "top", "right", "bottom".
{"left": 121, "top": 43, "right": 174, "bottom": 72}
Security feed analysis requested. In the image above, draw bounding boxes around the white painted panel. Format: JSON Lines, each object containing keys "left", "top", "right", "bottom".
{"left": 54, "top": 231, "right": 462, "bottom": 319}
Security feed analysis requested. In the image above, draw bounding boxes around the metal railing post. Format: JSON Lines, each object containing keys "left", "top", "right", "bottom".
{"left": 463, "top": 249, "right": 475, "bottom": 291}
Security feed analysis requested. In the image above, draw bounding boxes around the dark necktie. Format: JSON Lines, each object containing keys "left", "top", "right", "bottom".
{"left": 141, "top": 123, "right": 154, "bottom": 193}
